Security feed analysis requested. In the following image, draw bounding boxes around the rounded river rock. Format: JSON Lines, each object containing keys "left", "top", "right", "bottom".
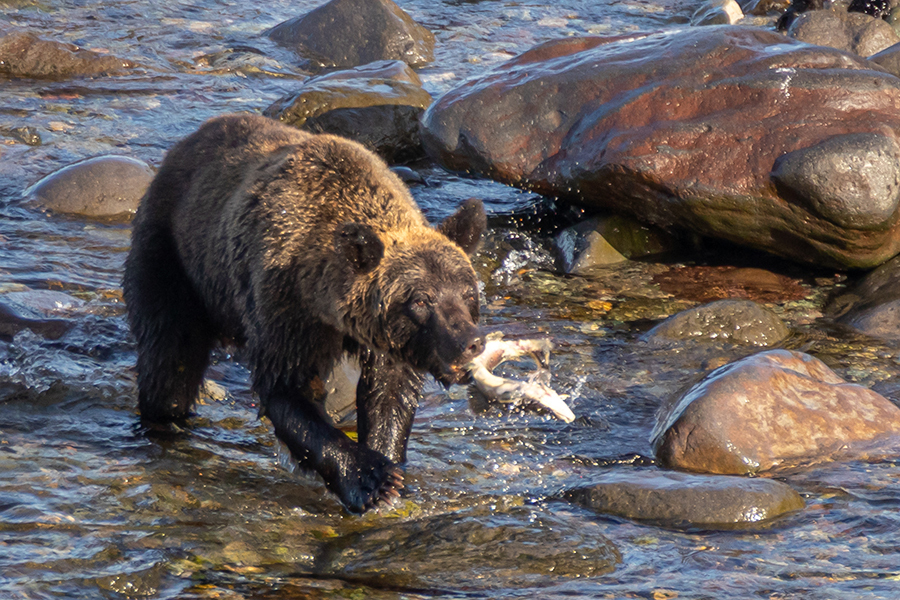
{"left": 652, "top": 349, "right": 900, "bottom": 474}
{"left": 25, "top": 155, "right": 154, "bottom": 219}
{"left": 564, "top": 470, "right": 803, "bottom": 528}
{"left": 267, "top": 0, "right": 434, "bottom": 69}
{"left": 643, "top": 299, "right": 790, "bottom": 347}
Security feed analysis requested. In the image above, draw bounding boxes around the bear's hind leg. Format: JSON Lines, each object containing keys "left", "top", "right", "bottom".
{"left": 124, "top": 231, "right": 216, "bottom": 423}
{"left": 265, "top": 391, "right": 403, "bottom": 513}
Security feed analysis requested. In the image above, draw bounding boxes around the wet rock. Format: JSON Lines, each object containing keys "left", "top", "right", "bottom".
{"left": 421, "top": 26, "right": 900, "bottom": 269}
{"left": 787, "top": 8, "right": 900, "bottom": 56}
{"left": 389, "top": 165, "right": 427, "bottom": 185}
{"left": 25, "top": 155, "right": 154, "bottom": 219}
{"left": 191, "top": 45, "right": 296, "bottom": 78}
{"left": 772, "top": 133, "right": 900, "bottom": 229}
{"left": 267, "top": 0, "right": 435, "bottom": 69}
{"left": 0, "top": 125, "right": 41, "bottom": 146}
{"left": 264, "top": 61, "right": 432, "bottom": 163}
{"left": 95, "top": 565, "right": 164, "bottom": 598}
{"left": 740, "top": 0, "right": 791, "bottom": 16}
{"left": 652, "top": 265, "right": 809, "bottom": 304}
{"left": 643, "top": 299, "right": 790, "bottom": 347}
{"left": 315, "top": 507, "right": 620, "bottom": 589}
{"left": 692, "top": 0, "right": 745, "bottom": 25}
{"left": 867, "top": 40, "right": 900, "bottom": 75}
{"left": 785, "top": 9, "right": 853, "bottom": 53}
{"left": 0, "top": 290, "right": 82, "bottom": 341}
{"left": 652, "top": 349, "right": 900, "bottom": 474}
{"left": 564, "top": 471, "right": 803, "bottom": 527}
{"left": 0, "top": 30, "right": 134, "bottom": 79}
{"left": 855, "top": 14, "right": 900, "bottom": 55}
{"left": 554, "top": 214, "right": 678, "bottom": 273}
{"left": 827, "top": 254, "right": 900, "bottom": 343}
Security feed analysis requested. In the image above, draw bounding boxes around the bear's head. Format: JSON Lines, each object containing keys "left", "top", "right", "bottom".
{"left": 336, "top": 198, "right": 487, "bottom": 384}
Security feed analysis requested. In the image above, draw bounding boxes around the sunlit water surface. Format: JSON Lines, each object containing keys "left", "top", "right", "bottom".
{"left": 2, "top": 1, "right": 900, "bottom": 598}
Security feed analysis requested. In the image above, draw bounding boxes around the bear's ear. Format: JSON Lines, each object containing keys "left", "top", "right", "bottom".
{"left": 335, "top": 222, "right": 384, "bottom": 273}
{"left": 438, "top": 198, "right": 486, "bottom": 255}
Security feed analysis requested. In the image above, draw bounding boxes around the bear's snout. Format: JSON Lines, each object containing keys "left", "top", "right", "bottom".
{"left": 459, "top": 333, "right": 485, "bottom": 365}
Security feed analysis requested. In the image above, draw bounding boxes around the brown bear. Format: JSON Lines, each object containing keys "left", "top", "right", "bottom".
{"left": 123, "top": 114, "right": 485, "bottom": 513}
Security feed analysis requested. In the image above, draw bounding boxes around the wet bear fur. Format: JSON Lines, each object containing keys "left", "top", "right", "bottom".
{"left": 123, "top": 114, "right": 486, "bottom": 513}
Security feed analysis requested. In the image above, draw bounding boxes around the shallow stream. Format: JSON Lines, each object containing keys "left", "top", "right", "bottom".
{"left": 2, "top": 1, "right": 900, "bottom": 598}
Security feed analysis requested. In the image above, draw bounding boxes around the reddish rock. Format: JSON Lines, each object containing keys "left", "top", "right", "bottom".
{"left": 422, "top": 26, "right": 900, "bottom": 268}
{"left": 652, "top": 349, "right": 900, "bottom": 474}
{"left": 0, "top": 30, "right": 133, "bottom": 79}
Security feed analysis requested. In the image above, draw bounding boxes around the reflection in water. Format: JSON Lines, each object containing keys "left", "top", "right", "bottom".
{"left": 1, "top": 0, "right": 899, "bottom": 598}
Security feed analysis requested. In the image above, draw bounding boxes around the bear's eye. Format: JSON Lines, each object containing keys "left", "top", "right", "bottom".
{"left": 408, "top": 295, "right": 432, "bottom": 324}
{"left": 463, "top": 290, "right": 478, "bottom": 310}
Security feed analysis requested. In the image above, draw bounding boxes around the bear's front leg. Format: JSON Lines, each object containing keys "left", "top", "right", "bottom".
{"left": 356, "top": 349, "right": 424, "bottom": 464}
{"left": 264, "top": 391, "right": 403, "bottom": 513}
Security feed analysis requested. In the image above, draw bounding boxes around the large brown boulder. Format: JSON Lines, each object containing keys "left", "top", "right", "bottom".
{"left": 652, "top": 349, "right": 900, "bottom": 474}
{"left": 0, "top": 30, "right": 133, "bottom": 79}
{"left": 267, "top": 0, "right": 434, "bottom": 69}
{"left": 422, "top": 26, "right": 900, "bottom": 269}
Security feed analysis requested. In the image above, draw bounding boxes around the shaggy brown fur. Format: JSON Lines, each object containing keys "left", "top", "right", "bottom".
{"left": 123, "top": 114, "right": 485, "bottom": 512}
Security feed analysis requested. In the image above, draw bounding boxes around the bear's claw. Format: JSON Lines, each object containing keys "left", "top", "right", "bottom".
{"left": 338, "top": 450, "right": 404, "bottom": 513}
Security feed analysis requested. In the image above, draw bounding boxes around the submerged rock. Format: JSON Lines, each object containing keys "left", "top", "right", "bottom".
{"left": 267, "top": 0, "right": 435, "bottom": 69}
{"left": 314, "top": 506, "right": 620, "bottom": 589}
{"left": 564, "top": 470, "right": 803, "bottom": 527}
{"left": 422, "top": 26, "right": 900, "bottom": 269}
{"left": 652, "top": 349, "right": 900, "bottom": 474}
{"left": 25, "top": 155, "right": 154, "bottom": 219}
{"left": 0, "top": 125, "right": 41, "bottom": 146}
{"left": 0, "top": 290, "right": 82, "bottom": 341}
{"left": 0, "top": 30, "right": 134, "bottom": 79}
{"left": 652, "top": 265, "right": 809, "bottom": 304}
{"left": 643, "top": 299, "right": 790, "bottom": 347}
{"left": 264, "top": 60, "right": 432, "bottom": 163}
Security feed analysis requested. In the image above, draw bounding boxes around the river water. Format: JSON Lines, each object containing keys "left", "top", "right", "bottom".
{"left": 3, "top": 0, "right": 900, "bottom": 598}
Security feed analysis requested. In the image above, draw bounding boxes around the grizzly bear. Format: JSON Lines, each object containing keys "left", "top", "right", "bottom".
{"left": 123, "top": 114, "right": 485, "bottom": 513}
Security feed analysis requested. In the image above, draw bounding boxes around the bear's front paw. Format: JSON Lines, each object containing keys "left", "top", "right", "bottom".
{"left": 337, "top": 447, "right": 404, "bottom": 514}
